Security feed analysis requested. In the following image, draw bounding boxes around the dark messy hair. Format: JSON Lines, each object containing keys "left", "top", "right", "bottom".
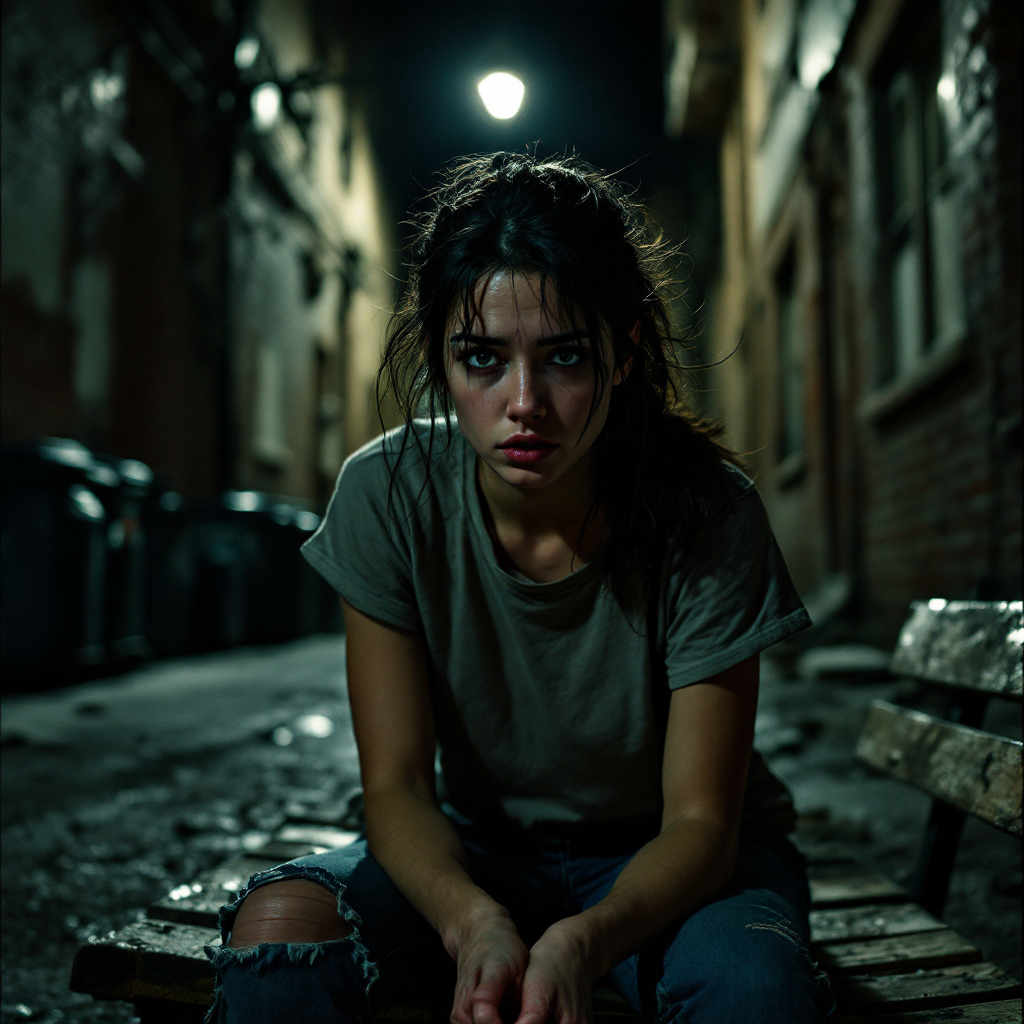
{"left": 377, "top": 151, "right": 738, "bottom": 616}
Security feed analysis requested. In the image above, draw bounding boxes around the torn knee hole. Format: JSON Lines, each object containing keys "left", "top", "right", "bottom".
{"left": 228, "top": 878, "right": 355, "bottom": 947}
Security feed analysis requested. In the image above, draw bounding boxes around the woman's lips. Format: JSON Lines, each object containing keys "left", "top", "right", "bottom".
{"left": 500, "top": 446, "right": 555, "bottom": 465}
{"left": 497, "top": 437, "right": 557, "bottom": 465}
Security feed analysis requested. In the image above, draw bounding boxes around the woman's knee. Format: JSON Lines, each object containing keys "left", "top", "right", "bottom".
{"left": 657, "top": 896, "right": 833, "bottom": 1022}
{"left": 228, "top": 878, "right": 354, "bottom": 947}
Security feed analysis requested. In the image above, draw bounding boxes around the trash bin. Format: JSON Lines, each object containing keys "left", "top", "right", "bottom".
{"left": 92, "top": 453, "right": 154, "bottom": 666}
{"left": 1, "top": 438, "right": 118, "bottom": 682}
{"left": 143, "top": 487, "right": 197, "bottom": 659}
{"left": 189, "top": 492, "right": 323, "bottom": 651}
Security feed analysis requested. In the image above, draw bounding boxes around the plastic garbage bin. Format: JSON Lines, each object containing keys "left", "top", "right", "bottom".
{"left": 143, "top": 487, "right": 197, "bottom": 659}
{"left": 1, "top": 438, "right": 118, "bottom": 682}
{"left": 189, "top": 492, "right": 322, "bottom": 651}
{"left": 92, "top": 453, "right": 154, "bottom": 665}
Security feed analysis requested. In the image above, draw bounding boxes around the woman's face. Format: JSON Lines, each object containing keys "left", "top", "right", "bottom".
{"left": 445, "top": 270, "right": 623, "bottom": 493}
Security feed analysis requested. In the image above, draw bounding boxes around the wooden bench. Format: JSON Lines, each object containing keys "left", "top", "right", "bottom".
{"left": 804, "top": 598, "right": 1022, "bottom": 1021}
{"left": 70, "top": 600, "right": 1023, "bottom": 1022}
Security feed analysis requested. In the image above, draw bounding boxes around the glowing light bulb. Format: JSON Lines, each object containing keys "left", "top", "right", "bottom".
{"left": 937, "top": 72, "right": 956, "bottom": 101}
{"left": 252, "top": 83, "right": 281, "bottom": 129}
{"left": 477, "top": 72, "right": 525, "bottom": 120}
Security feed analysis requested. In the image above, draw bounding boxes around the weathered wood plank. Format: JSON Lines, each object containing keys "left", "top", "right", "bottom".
{"left": 833, "top": 961, "right": 1022, "bottom": 1013}
{"left": 246, "top": 838, "right": 330, "bottom": 861}
{"left": 810, "top": 902, "right": 943, "bottom": 943}
{"left": 243, "top": 823, "right": 359, "bottom": 864}
{"left": 817, "top": 928, "right": 982, "bottom": 975}
{"left": 890, "top": 600, "right": 1023, "bottom": 700}
{"left": 809, "top": 862, "right": 908, "bottom": 908}
{"left": 835, "top": 997, "right": 1023, "bottom": 1024}
{"left": 792, "top": 837, "right": 857, "bottom": 865}
{"left": 148, "top": 856, "right": 281, "bottom": 927}
{"left": 856, "top": 700, "right": 1023, "bottom": 836}
{"left": 69, "top": 919, "right": 217, "bottom": 1005}
{"left": 274, "top": 824, "right": 360, "bottom": 849}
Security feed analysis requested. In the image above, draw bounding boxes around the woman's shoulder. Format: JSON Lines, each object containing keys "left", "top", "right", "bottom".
{"left": 712, "top": 460, "right": 757, "bottom": 502}
{"left": 679, "top": 457, "right": 758, "bottom": 524}
{"left": 665, "top": 459, "right": 766, "bottom": 572}
{"left": 339, "top": 418, "right": 465, "bottom": 504}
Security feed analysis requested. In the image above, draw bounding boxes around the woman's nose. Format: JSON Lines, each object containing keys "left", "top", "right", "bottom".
{"left": 507, "top": 363, "right": 546, "bottom": 422}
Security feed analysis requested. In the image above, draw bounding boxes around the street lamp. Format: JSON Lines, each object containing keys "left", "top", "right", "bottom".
{"left": 251, "top": 82, "right": 282, "bottom": 129}
{"left": 477, "top": 72, "right": 525, "bottom": 119}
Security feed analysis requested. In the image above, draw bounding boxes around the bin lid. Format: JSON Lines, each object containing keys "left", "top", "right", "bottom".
{"left": 1, "top": 437, "right": 116, "bottom": 488}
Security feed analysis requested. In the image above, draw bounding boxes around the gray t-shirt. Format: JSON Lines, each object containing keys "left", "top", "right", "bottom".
{"left": 302, "top": 422, "right": 810, "bottom": 832}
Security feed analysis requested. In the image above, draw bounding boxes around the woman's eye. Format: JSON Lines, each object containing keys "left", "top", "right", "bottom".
{"left": 550, "top": 348, "right": 585, "bottom": 367}
{"left": 466, "top": 350, "right": 500, "bottom": 370}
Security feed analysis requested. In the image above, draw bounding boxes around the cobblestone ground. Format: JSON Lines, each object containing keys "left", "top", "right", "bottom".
{"left": 1, "top": 637, "right": 357, "bottom": 1024}
{"left": 1, "top": 639, "right": 1020, "bottom": 1023}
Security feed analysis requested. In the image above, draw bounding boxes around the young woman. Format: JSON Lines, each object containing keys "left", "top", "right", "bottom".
{"left": 206, "top": 153, "right": 835, "bottom": 1023}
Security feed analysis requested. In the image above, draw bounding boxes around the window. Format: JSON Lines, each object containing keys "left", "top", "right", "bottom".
{"left": 876, "top": 20, "right": 965, "bottom": 383}
{"left": 776, "top": 250, "right": 805, "bottom": 464}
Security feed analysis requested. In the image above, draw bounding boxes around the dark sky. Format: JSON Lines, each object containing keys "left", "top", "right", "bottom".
{"left": 352, "top": 0, "right": 670, "bottom": 215}
{"left": 348, "top": 0, "right": 722, "bottom": 342}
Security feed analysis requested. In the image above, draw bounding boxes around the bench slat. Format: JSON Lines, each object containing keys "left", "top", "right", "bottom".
{"left": 242, "top": 826, "right": 360, "bottom": 864}
{"left": 792, "top": 837, "right": 857, "bottom": 865}
{"left": 274, "top": 824, "right": 360, "bottom": 849}
{"left": 833, "top": 961, "right": 1022, "bottom": 1013}
{"left": 890, "top": 600, "right": 1023, "bottom": 700}
{"left": 835, "top": 996, "right": 1023, "bottom": 1024}
{"left": 816, "top": 928, "right": 982, "bottom": 974}
{"left": 810, "top": 901, "right": 943, "bottom": 943}
{"left": 69, "top": 919, "right": 217, "bottom": 1005}
{"left": 856, "top": 700, "right": 1023, "bottom": 836}
{"left": 148, "top": 856, "right": 281, "bottom": 927}
{"left": 809, "top": 862, "right": 908, "bottom": 907}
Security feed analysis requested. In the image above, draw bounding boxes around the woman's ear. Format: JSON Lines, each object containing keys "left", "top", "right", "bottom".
{"left": 613, "top": 323, "right": 640, "bottom": 385}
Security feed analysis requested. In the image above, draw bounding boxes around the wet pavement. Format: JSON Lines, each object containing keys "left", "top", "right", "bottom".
{"left": 2, "top": 638, "right": 1020, "bottom": 1023}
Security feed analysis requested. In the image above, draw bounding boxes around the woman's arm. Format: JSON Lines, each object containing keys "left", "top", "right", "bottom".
{"left": 515, "top": 655, "right": 759, "bottom": 1024}
{"left": 343, "top": 601, "right": 528, "bottom": 1024}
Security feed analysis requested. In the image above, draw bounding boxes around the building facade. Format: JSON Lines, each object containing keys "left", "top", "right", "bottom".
{"left": 666, "top": 0, "right": 1022, "bottom": 641}
{"left": 2, "top": 0, "right": 396, "bottom": 503}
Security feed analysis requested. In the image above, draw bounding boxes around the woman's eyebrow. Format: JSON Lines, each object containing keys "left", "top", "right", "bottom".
{"left": 536, "top": 329, "right": 589, "bottom": 346}
{"left": 448, "top": 329, "right": 589, "bottom": 346}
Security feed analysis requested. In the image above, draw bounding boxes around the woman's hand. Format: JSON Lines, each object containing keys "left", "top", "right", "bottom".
{"left": 450, "top": 905, "right": 530, "bottom": 1024}
{"left": 514, "top": 918, "right": 594, "bottom": 1024}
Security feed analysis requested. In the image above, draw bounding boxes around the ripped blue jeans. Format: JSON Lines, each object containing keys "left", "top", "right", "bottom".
{"left": 205, "top": 814, "right": 834, "bottom": 1023}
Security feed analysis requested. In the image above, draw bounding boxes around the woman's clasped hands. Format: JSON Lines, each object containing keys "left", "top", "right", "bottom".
{"left": 448, "top": 905, "right": 595, "bottom": 1024}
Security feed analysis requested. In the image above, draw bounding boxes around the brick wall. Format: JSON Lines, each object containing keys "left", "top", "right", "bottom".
{"left": 848, "top": 0, "right": 1022, "bottom": 642}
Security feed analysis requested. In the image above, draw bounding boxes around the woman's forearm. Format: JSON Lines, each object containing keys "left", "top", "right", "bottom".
{"left": 569, "top": 815, "right": 737, "bottom": 978}
{"left": 364, "top": 783, "right": 507, "bottom": 954}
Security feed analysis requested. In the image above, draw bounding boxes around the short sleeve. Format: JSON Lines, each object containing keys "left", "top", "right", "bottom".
{"left": 301, "top": 441, "right": 421, "bottom": 632}
{"left": 664, "top": 486, "right": 810, "bottom": 688}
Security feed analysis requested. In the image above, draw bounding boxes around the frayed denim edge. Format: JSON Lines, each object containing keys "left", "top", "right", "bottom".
{"left": 202, "top": 861, "right": 380, "bottom": 1023}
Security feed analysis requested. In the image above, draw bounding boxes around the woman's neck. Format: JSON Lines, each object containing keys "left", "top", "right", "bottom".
{"left": 475, "top": 454, "right": 609, "bottom": 580}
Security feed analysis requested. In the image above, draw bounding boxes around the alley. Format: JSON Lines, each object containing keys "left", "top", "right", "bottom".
{"left": 2, "top": 639, "right": 1020, "bottom": 1023}
{"left": 2, "top": 637, "right": 355, "bottom": 1023}
{"left": 2, "top": 0, "right": 1021, "bottom": 1020}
